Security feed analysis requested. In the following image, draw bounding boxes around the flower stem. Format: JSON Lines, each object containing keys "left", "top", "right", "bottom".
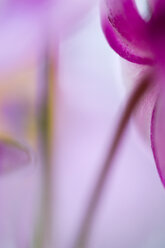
{"left": 33, "top": 48, "right": 56, "bottom": 248}
{"left": 73, "top": 74, "right": 153, "bottom": 248}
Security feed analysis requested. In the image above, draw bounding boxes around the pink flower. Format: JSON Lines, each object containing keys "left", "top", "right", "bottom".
{"left": 73, "top": 2, "right": 165, "bottom": 247}
{"left": 101, "top": 0, "right": 165, "bottom": 186}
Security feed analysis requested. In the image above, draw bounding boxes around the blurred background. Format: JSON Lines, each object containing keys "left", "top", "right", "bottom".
{"left": 0, "top": 1, "right": 165, "bottom": 248}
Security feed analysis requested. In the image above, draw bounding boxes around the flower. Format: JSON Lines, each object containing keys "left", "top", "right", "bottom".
{"left": 0, "top": 1, "right": 97, "bottom": 247}
{"left": 72, "top": 1, "right": 165, "bottom": 247}
{"left": 101, "top": 0, "right": 165, "bottom": 186}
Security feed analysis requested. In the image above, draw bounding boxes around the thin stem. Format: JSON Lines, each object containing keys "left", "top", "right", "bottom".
{"left": 33, "top": 48, "right": 56, "bottom": 248}
{"left": 73, "top": 74, "right": 153, "bottom": 248}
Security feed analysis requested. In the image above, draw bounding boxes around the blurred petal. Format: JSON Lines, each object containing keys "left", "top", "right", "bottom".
{"left": 100, "top": 0, "right": 153, "bottom": 64}
{"left": 151, "top": 89, "right": 165, "bottom": 186}
{"left": 121, "top": 62, "right": 159, "bottom": 141}
{"left": 0, "top": 138, "right": 31, "bottom": 174}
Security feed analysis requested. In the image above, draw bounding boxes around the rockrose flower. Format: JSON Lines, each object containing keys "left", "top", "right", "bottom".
{"left": 75, "top": 0, "right": 165, "bottom": 247}
{"left": 101, "top": 0, "right": 165, "bottom": 185}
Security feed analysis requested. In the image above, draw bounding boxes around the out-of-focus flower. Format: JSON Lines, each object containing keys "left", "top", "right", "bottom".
{"left": 73, "top": 1, "right": 165, "bottom": 247}
{"left": 0, "top": 61, "right": 35, "bottom": 176}
{"left": 0, "top": 1, "right": 98, "bottom": 247}
{"left": 101, "top": 0, "right": 165, "bottom": 186}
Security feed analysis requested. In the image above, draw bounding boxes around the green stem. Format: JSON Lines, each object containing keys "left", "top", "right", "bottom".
{"left": 33, "top": 48, "right": 56, "bottom": 248}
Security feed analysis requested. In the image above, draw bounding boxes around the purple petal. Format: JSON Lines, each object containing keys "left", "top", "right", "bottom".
{"left": 151, "top": 90, "right": 165, "bottom": 186}
{"left": 9, "top": 0, "right": 46, "bottom": 7}
{"left": 147, "top": 0, "right": 165, "bottom": 64}
{"left": 149, "top": 0, "right": 165, "bottom": 15}
{"left": 0, "top": 138, "right": 31, "bottom": 174}
{"left": 100, "top": 0, "right": 153, "bottom": 64}
{"left": 133, "top": 72, "right": 159, "bottom": 141}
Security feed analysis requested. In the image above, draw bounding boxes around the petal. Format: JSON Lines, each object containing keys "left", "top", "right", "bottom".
{"left": 121, "top": 63, "right": 159, "bottom": 142}
{"left": 9, "top": 0, "right": 45, "bottom": 7}
{"left": 149, "top": 0, "right": 165, "bottom": 15}
{"left": 147, "top": 0, "right": 165, "bottom": 63}
{"left": 100, "top": 0, "right": 153, "bottom": 64}
{"left": 151, "top": 90, "right": 165, "bottom": 186}
{"left": 0, "top": 138, "right": 31, "bottom": 174}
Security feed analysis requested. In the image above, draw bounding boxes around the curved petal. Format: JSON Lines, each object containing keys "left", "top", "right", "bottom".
{"left": 100, "top": 0, "right": 153, "bottom": 64}
{"left": 149, "top": 0, "right": 165, "bottom": 15}
{"left": 151, "top": 90, "right": 165, "bottom": 186}
{"left": 147, "top": 0, "right": 165, "bottom": 64}
{"left": 133, "top": 72, "right": 158, "bottom": 141}
{"left": 0, "top": 138, "right": 32, "bottom": 174}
